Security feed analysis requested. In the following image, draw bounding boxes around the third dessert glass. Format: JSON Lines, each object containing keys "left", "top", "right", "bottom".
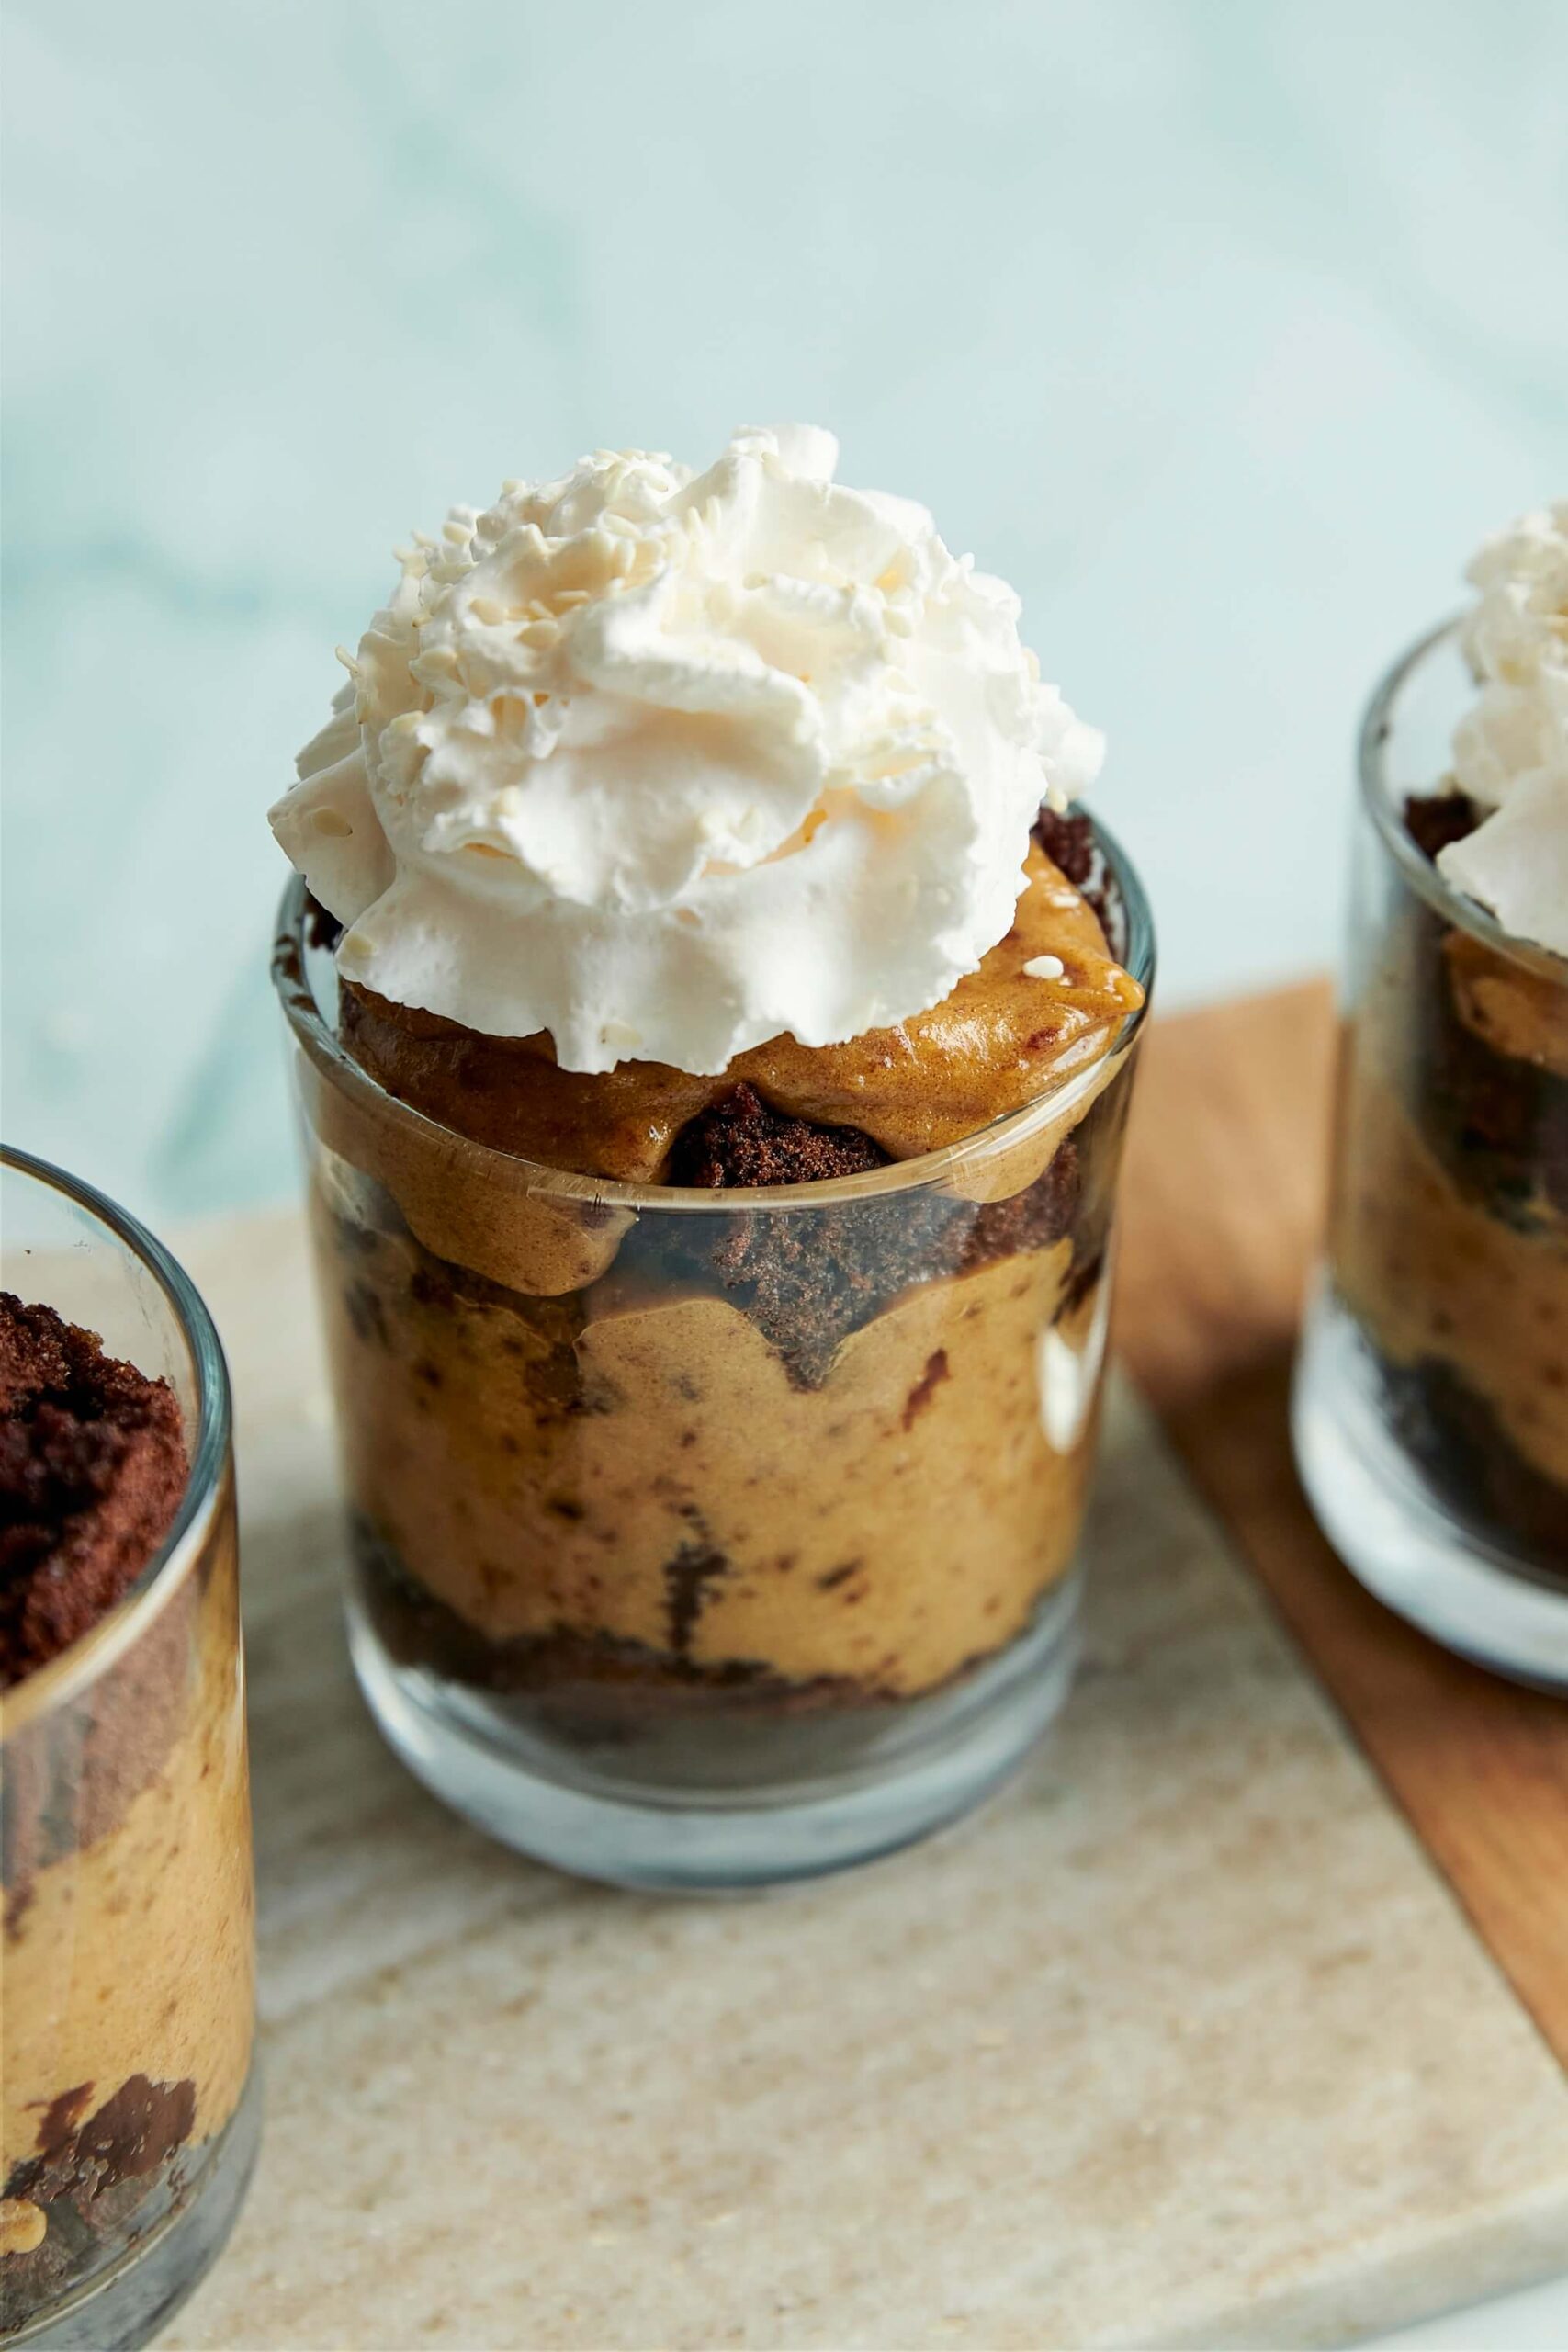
{"left": 272, "top": 426, "right": 1152, "bottom": 1886}
{"left": 1, "top": 1148, "right": 256, "bottom": 2349}
{"left": 1294, "top": 503, "right": 1568, "bottom": 1682}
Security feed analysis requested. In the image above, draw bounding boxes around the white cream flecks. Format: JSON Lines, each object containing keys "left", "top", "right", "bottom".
{"left": 1439, "top": 500, "right": 1568, "bottom": 958}
{"left": 271, "top": 425, "right": 1104, "bottom": 1072}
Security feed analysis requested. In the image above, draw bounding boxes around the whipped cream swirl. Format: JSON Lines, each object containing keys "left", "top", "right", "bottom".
{"left": 272, "top": 425, "right": 1103, "bottom": 1072}
{"left": 1439, "top": 499, "right": 1568, "bottom": 958}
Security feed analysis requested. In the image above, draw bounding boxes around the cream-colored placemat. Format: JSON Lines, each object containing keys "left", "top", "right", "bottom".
{"left": 159, "top": 1210, "right": 1568, "bottom": 2352}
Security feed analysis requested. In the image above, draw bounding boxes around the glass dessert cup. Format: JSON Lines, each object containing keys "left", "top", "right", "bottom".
{"left": 0, "top": 1150, "right": 257, "bottom": 2349}
{"left": 1292, "top": 623, "right": 1568, "bottom": 1684}
{"left": 275, "top": 830, "right": 1153, "bottom": 1890}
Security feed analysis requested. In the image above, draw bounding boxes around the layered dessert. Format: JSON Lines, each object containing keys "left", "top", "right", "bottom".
{"left": 0, "top": 1295, "right": 254, "bottom": 2334}
{"left": 272, "top": 426, "right": 1147, "bottom": 1797}
{"left": 1330, "top": 501, "right": 1568, "bottom": 1577}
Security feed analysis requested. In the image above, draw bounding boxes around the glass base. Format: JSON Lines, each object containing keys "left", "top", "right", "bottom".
{"left": 1292, "top": 1283, "right": 1568, "bottom": 1690}
{"left": 6, "top": 2066, "right": 261, "bottom": 2352}
{"left": 346, "top": 1574, "right": 1081, "bottom": 1891}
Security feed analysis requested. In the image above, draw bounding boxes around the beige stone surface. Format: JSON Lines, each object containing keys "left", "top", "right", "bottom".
{"left": 158, "top": 1210, "right": 1568, "bottom": 2352}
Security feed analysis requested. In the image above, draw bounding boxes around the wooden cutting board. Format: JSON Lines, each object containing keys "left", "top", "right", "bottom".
{"left": 1118, "top": 978, "right": 1568, "bottom": 2069}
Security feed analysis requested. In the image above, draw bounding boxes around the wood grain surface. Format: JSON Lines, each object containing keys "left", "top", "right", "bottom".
{"left": 1116, "top": 978, "right": 1568, "bottom": 2070}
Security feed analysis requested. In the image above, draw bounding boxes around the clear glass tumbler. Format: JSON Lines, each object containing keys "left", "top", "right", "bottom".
{"left": 0, "top": 1149, "right": 257, "bottom": 2350}
{"left": 1293, "top": 622, "right": 1568, "bottom": 1683}
{"left": 275, "top": 826, "right": 1153, "bottom": 1890}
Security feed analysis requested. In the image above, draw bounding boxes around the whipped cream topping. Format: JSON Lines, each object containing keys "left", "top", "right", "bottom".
{"left": 1438, "top": 499, "right": 1568, "bottom": 958}
{"left": 272, "top": 425, "right": 1103, "bottom": 1072}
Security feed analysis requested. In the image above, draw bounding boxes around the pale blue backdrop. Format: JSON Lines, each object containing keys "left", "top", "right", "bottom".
{"left": 4, "top": 0, "right": 1565, "bottom": 1224}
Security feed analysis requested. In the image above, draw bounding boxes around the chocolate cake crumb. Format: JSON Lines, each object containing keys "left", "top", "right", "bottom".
{"left": 1032, "top": 805, "right": 1096, "bottom": 888}
{"left": 0, "top": 2073, "right": 197, "bottom": 2329}
{"left": 705, "top": 1195, "right": 958, "bottom": 1387}
{"left": 1404, "top": 790, "right": 1481, "bottom": 864}
{"left": 353, "top": 1515, "right": 1016, "bottom": 1765}
{"left": 73, "top": 2075, "right": 196, "bottom": 2181}
{"left": 962, "top": 1142, "right": 1082, "bottom": 1272}
{"left": 1032, "top": 804, "right": 1114, "bottom": 936}
{"left": 0, "top": 1296, "right": 187, "bottom": 1690}
{"left": 647, "top": 1088, "right": 1101, "bottom": 1388}
{"left": 669, "top": 1083, "right": 890, "bottom": 1187}
{"left": 1382, "top": 1353, "right": 1568, "bottom": 1573}
{"left": 36, "top": 2087, "right": 94, "bottom": 2156}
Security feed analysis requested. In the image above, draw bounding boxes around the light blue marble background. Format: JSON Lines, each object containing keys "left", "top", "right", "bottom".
{"left": 4, "top": 0, "right": 1565, "bottom": 1225}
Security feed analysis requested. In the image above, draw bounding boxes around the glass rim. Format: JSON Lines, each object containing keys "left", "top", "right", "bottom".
{"left": 271, "top": 810, "right": 1156, "bottom": 1214}
{"left": 1358, "top": 616, "right": 1567, "bottom": 988}
{"left": 0, "top": 1144, "right": 233, "bottom": 1724}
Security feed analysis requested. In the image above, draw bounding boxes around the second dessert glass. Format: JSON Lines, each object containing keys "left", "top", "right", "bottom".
{"left": 1293, "top": 622, "right": 1568, "bottom": 1683}
{"left": 0, "top": 1149, "right": 257, "bottom": 2350}
{"left": 276, "top": 831, "right": 1153, "bottom": 1889}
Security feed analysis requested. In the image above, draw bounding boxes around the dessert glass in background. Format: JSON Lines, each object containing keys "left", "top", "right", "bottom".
{"left": 0, "top": 1149, "right": 257, "bottom": 2351}
{"left": 270, "top": 425, "right": 1152, "bottom": 1888}
{"left": 1294, "top": 508, "right": 1568, "bottom": 1684}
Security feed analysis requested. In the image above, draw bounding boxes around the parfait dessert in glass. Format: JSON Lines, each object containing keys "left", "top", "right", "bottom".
{"left": 1295, "top": 502, "right": 1568, "bottom": 1680}
{"left": 272, "top": 425, "right": 1151, "bottom": 1886}
{"left": 1, "top": 1148, "right": 256, "bottom": 2348}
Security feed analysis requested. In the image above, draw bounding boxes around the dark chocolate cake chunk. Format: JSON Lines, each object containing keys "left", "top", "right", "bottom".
{"left": 1404, "top": 789, "right": 1481, "bottom": 864}
{"left": 1381, "top": 1353, "right": 1568, "bottom": 1580}
{"left": 0, "top": 2075, "right": 198, "bottom": 2330}
{"left": 649, "top": 1082, "right": 1104, "bottom": 1387}
{"left": 0, "top": 1296, "right": 187, "bottom": 1690}
{"left": 1033, "top": 804, "right": 1114, "bottom": 936}
{"left": 668, "top": 1082, "right": 890, "bottom": 1188}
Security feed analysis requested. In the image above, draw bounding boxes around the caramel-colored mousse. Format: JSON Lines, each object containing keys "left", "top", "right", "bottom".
{"left": 340, "top": 839, "right": 1143, "bottom": 1178}
{"left": 0, "top": 1300, "right": 253, "bottom": 2318}
{"left": 310, "top": 835, "right": 1143, "bottom": 1703}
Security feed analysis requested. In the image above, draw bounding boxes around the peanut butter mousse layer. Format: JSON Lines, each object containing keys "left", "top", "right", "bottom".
{"left": 1332, "top": 796, "right": 1568, "bottom": 1570}
{"left": 0, "top": 1300, "right": 253, "bottom": 2330}
{"left": 336, "top": 830, "right": 1142, "bottom": 1181}
{"left": 310, "top": 816, "right": 1140, "bottom": 1738}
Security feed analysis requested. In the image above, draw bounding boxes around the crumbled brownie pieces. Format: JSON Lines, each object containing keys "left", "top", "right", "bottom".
{"left": 661, "top": 1088, "right": 925, "bottom": 1379}
{"left": 0, "top": 2075, "right": 197, "bottom": 2330}
{"left": 1404, "top": 791, "right": 1481, "bottom": 864}
{"left": 1032, "top": 804, "right": 1113, "bottom": 936}
{"left": 0, "top": 1297, "right": 187, "bottom": 1689}
{"left": 678, "top": 1190, "right": 942, "bottom": 1388}
{"left": 961, "top": 1141, "right": 1081, "bottom": 1272}
{"left": 1032, "top": 805, "right": 1097, "bottom": 888}
{"left": 355, "top": 1515, "right": 942, "bottom": 1741}
{"left": 669, "top": 1083, "right": 890, "bottom": 1188}
{"left": 1382, "top": 1354, "right": 1568, "bottom": 1575}
{"left": 650, "top": 1097, "right": 1086, "bottom": 1387}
